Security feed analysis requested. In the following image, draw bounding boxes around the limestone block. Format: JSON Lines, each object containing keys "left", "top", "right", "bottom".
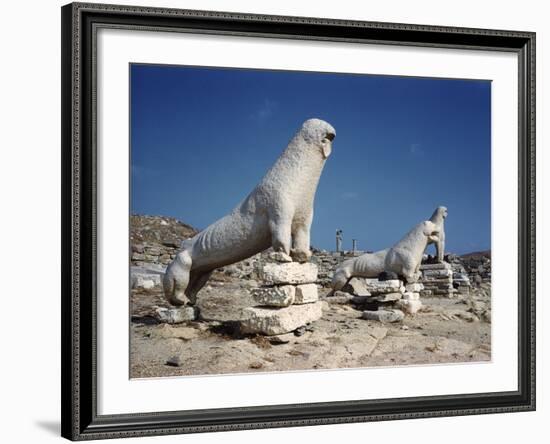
{"left": 260, "top": 262, "right": 318, "bottom": 285}
{"left": 422, "top": 269, "right": 453, "bottom": 278}
{"left": 252, "top": 285, "right": 295, "bottom": 307}
{"left": 362, "top": 309, "right": 404, "bottom": 323}
{"left": 154, "top": 306, "right": 197, "bottom": 324}
{"left": 294, "top": 284, "right": 319, "bottom": 304}
{"left": 240, "top": 302, "right": 323, "bottom": 335}
{"left": 342, "top": 278, "right": 371, "bottom": 296}
{"left": 363, "top": 279, "right": 404, "bottom": 294}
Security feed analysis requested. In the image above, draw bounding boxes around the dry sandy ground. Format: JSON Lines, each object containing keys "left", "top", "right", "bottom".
{"left": 130, "top": 284, "right": 491, "bottom": 379}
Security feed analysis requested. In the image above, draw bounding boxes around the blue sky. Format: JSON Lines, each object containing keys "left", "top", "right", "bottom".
{"left": 130, "top": 64, "right": 491, "bottom": 255}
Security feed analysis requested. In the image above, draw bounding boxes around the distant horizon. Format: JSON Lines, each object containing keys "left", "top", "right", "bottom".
{"left": 131, "top": 64, "right": 491, "bottom": 255}
{"left": 130, "top": 212, "right": 491, "bottom": 257}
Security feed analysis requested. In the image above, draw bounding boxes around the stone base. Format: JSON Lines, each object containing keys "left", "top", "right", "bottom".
{"left": 240, "top": 302, "right": 323, "bottom": 335}
{"left": 294, "top": 283, "right": 319, "bottom": 304}
{"left": 252, "top": 285, "right": 295, "bottom": 307}
{"left": 363, "top": 278, "right": 405, "bottom": 294}
{"left": 260, "top": 262, "right": 318, "bottom": 285}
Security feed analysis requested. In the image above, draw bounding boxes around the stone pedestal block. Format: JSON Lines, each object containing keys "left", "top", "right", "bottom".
{"left": 240, "top": 302, "right": 323, "bottom": 335}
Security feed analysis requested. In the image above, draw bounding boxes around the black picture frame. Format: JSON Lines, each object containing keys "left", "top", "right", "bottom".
{"left": 61, "top": 2, "right": 536, "bottom": 440}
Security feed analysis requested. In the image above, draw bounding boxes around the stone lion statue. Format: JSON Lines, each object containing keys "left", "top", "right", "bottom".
{"left": 164, "top": 118, "right": 336, "bottom": 306}
{"left": 428, "top": 206, "right": 447, "bottom": 262}
{"left": 331, "top": 220, "right": 440, "bottom": 290}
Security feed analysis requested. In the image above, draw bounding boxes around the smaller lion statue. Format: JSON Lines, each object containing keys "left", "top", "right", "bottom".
{"left": 331, "top": 219, "right": 440, "bottom": 290}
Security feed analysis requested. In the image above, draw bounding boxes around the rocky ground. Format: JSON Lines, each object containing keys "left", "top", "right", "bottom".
{"left": 129, "top": 215, "right": 491, "bottom": 378}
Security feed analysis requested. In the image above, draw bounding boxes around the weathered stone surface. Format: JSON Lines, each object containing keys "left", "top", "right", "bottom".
{"left": 423, "top": 269, "right": 453, "bottom": 278}
{"left": 260, "top": 262, "right": 318, "bottom": 285}
{"left": 405, "top": 283, "right": 424, "bottom": 292}
{"left": 267, "top": 251, "right": 293, "bottom": 263}
{"left": 342, "top": 277, "right": 372, "bottom": 296}
{"left": 363, "top": 279, "right": 404, "bottom": 294}
{"left": 252, "top": 285, "right": 295, "bottom": 307}
{"left": 362, "top": 309, "right": 404, "bottom": 323}
{"left": 344, "top": 337, "right": 378, "bottom": 357}
{"left": 240, "top": 302, "right": 323, "bottom": 335}
{"left": 366, "top": 325, "right": 388, "bottom": 340}
{"left": 154, "top": 306, "right": 197, "bottom": 324}
{"left": 294, "top": 284, "right": 319, "bottom": 304}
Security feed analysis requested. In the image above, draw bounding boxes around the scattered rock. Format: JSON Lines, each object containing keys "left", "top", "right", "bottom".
{"left": 294, "top": 326, "right": 307, "bottom": 337}
{"left": 362, "top": 309, "right": 404, "bottom": 323}
{"left": 166, "top": 355, "right": 183, "bottom": 367}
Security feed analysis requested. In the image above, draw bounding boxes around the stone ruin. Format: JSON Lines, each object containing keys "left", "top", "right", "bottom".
{"left": 332, "top": 276, "right": 424, "bottom": 323}
{"left": 240, "top": 253, "right": 323, "bottom": 335}
{"left": 419, "top": 256, "right": 474, "bottom": 298}
{"left": 419, "top": 262, "right": 456, "bottom": 297}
